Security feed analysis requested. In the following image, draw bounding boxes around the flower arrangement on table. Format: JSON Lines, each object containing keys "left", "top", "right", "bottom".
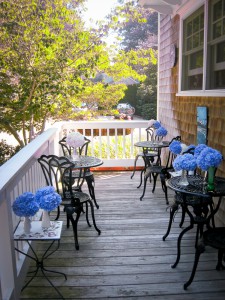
{"left": 196, "top": 146, "right": 223, "bottom": 191}
{"left": 148, "top": 119, "right": 161, "bottom": 129}
{"left": 173, "top": 153, "right": 197, "bottom": 172}
{"left": 172, "top": 153, "right": 197, "bottom": 185}
{"left": 12, "top": 192, "right": 39, "bottom": 217}
{"left": 169, "top": 140, "right": 182, "bottom": 154}
{"left": 196, "top": 146, "right": 223, "bottom": 171}
{"left": 35, "top": 186, "right": 62, "bottom": 211}
{"left": 194, "top": 144, "right": 208, "bottom": 158}
{"left": 66, "top": 132, "right": 85, "bottom": 149}
{"left": 66, "top": 131, "right": 85, "bottom": 158}
{"left": 35, "top": 186, "right": 62, "bottom": 228}
{"left": 169, "top": 141, "right": 195, "bottom": 155}
{"left": 12, "top": 192, "right": 39, "bottom": 234}
{"left": 155, "top": 126, "right": 168, "bottom": 137}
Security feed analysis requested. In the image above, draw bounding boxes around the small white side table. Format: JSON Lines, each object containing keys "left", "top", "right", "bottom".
{"left": 14, "top": 220, "right": 66, "bottom": 299}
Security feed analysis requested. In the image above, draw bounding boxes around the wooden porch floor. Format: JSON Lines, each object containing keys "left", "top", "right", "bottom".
{"left": 20, "top": 171, "right": 225, "bottom": 299}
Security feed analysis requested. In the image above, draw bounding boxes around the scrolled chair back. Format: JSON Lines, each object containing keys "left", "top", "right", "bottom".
{"left": 37, "top": 155, "right": 85, "bottom": 199}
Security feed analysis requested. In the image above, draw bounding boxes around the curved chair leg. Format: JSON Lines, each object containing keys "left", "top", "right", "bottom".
{"left": 137, "top": 168, "right": 145, "bottom": 188}
{"left": 163, "top": 203, "right": 179, "bottom": 241}
{"left": 184, "top": 243, "right": 205, "bottom": 290}
{"left": 85, "top": 174, "right": 99, "bottom": 209}
{"left": 151, "top": 173, "right": 158, "bottom": 193}
{"left": 84, "top": 202, "right": 91, "bottom": 227}
{"left": 131, "top": 155, "right": 140, "bottom": 179}
{"left": 140, "top": 175, "right": 148, "bottom": 200}
{"left": 161, "top": 178, "right": 169, "bottom": 205}
{"left": 65, "top": 206, "right": 81, "bottom": 250}
{"left": 87, "top": 199, "right": 101, "bottom": 235}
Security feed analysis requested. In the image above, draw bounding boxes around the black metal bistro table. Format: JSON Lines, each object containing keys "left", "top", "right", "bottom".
{"left": 69, "top": 155, "right": 103, "bottom": 169}
{"left": 14, "top": 220, "right": 66, "bottom": 299}
{"left": 166, "top": 175, "right": 225, "bottom": 268}
{"left": 134, "top": 140, "right": 170, "bottom": 188}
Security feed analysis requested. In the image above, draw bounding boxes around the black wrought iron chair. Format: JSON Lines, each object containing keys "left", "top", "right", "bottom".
{"left": 139, "top": 136, "right": 181, "bottom": 204}
{"left": 130, "top": 126, "right": 159, "bottom": 180}
{"left": 183, "top": 196, "right": 224, "bottom": 290}
{"left": 59, "top": 136, "right": 99, "bottom": 209}
{"left": 37, "top": 154, "right": 101, "bottom": 250}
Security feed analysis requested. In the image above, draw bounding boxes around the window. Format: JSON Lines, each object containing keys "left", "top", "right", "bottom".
{"left": 208, "top": 0, "right": 225, "bottom": 88}
{"left": 182, "top": 7, "right": 204, "bottom": 90}
{"left": 180, "top": 0, "right": 225, "bottom": 93}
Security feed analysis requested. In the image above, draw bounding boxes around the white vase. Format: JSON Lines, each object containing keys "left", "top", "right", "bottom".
{"left": 42, "top": 210, "right": 51, "bottom": 228}
{"left": 179, "top": 170, "right": 189, "bottom": 186}
{"left": 72, "top": 148, "right": 80, "bottom": 161}
{"left": 24, "top": 217, "right": 31, "bottom": 234}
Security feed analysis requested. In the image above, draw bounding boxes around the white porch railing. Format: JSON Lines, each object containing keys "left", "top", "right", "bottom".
{"left": 58, "top": 120, "right": 149, "bottom": 167}
{"left": 0, "top": 120, "right": 148, "bottom": 300}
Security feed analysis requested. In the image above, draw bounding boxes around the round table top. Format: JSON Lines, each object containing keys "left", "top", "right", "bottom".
{"left": 134, "top": 140, "right": 170, "bottom": 148}
{"left": 167, "top": 175, "right": 225, "bottom": 198}
{"left": 69, "top": 155, "right": 103, "bottom": 168}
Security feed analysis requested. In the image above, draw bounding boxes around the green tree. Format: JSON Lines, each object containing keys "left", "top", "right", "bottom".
{"left": 0, "top": 0, "right": 100, "bottom": 146}
{"left": 106, "top": 0, "right": 158, "bottom": 120}
{"left": 0, "top": 0, "right": 148, "bottom": 147}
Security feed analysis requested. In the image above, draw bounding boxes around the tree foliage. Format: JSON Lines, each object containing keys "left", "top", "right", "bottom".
{"left": 0, "top": 0, "right": 158, "bottom": 152}
{"left": 0, "top": 0, "right": 145, "bottom": 147}
{"left": 106, "top": 0, "right": 158, "bottom": 120}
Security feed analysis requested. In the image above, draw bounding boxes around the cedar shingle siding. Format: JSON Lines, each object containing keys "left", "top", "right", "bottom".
{"left": 158, "top": 14, "right": 225, "bottom": 226}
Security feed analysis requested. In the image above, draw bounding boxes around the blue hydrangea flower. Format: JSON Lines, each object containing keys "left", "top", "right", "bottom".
{"left": 194, "top": 144, "right": 207, "bottom": 158}
{"left": 185, "top": 144, "right": 196, "bottom": 154}
{"left": 169, "top": 140, "right": 182, "bottom": 154}
{"left": 35, "top": 186, "right": 62, "bottom": 211}
{"left": 12, "top": 192, "right": 39, "bottom": 217}
{"left": 156, "top": 126, "right": 168, "bottom": 137}
{"left": 196, "top": 147, "right": 223, "bottom": 171}
{"left": 173, "top": 154, "right": 197, "bottom": 171}
{"left": 153, "top": 120, "right": 161, "bottom": 129}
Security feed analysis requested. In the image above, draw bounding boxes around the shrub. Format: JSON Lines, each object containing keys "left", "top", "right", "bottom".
{"left": 0, "top": 139, "right": 21, "bottom": 166}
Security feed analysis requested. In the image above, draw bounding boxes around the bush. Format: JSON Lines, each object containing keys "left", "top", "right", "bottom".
{"left": 0, "top": 139, "right": 21, "bottom": 166}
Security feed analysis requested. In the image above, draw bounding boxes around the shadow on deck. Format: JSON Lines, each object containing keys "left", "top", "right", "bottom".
{"left": 20, "top": 171, "right": 225, "bottom": 299}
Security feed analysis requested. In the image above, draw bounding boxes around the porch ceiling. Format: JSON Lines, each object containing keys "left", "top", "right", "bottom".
{"left": 139, "top": 0, "right": 182, "bottom": 15}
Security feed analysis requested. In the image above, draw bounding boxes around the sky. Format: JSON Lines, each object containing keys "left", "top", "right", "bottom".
{"left": 82, "top": 0, "right": 119, "bottom": 24}
{"left": 82, "top": 0, "right": 120, "bottom": 46}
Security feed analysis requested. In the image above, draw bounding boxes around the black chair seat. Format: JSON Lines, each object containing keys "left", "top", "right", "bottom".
{"left": 184, "top": 226, "right": 225, "bottom": 290}
{"left": 203, "top": 227, "right": 225, "bottom": 250}
{"left": 145, "top": 165, "right": 163, "bottom": 175}
{"left": 62, "top": 191, "right": 90, "bottom": 204}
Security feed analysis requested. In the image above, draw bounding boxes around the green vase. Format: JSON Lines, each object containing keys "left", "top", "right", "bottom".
{"left": 207, "top": 166, "right": 215, "bottom": 191}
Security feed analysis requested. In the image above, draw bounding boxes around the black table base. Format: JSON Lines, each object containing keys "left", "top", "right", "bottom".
{"left": 16, "top": 240, "right": 67, "bottom": 299}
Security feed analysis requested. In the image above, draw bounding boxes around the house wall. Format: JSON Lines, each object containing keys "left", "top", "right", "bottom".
{"left": 158, "top": 14, "right": 225, "bottom": 226}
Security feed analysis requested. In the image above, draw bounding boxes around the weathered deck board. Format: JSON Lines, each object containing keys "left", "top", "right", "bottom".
{"left": 20, "top": 171, "right": 225, "bottom": 299}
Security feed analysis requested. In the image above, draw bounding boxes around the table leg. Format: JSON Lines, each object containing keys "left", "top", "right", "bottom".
{"left": 171, "top": 223, "right": 194, "bottom": 269}
{"left": 15, "top": 240, "right": 67, "bottom": 299}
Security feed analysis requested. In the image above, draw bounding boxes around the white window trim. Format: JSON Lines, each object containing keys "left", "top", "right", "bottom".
{"left": 177, "top": 0, "right": 225, "bottom": 97}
